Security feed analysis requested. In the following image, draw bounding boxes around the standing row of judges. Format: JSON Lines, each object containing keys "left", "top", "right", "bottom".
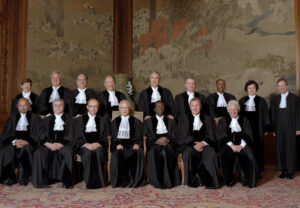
{"left": 1, "top": 71, "right": 300, "bottom": 188}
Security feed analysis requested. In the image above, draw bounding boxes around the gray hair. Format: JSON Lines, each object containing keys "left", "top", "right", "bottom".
{"left": 149, "top": 71, "right": 160, "bottom": 79}
{"left": 185, "top": 77, "right": 196, "bottom": 84}
{"left": 227, "top": 100, "right": 240, "bottom": 111}
{"left": 103, "top": 75, "right": 114, "bottom": 84}
{"left": 52, "top": 98, "right": 65, "bottom": 106}
{"left": 50, "top": 71, "right": 62, "bottom": 78}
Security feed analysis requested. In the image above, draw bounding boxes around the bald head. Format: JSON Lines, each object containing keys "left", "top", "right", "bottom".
{"left": 87, "top": 98, "right": 99, "bottom": 116}
{"left": 17, "top": 98, "right": 30, "bottom": 114}
{"left": 119, "top": 100, "right": 130, "bottom": 117}
{"left": 104, "top": 75, "right": 115, "bottom": 91}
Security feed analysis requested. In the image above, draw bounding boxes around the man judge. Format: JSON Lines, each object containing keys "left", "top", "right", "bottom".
{"left": 217, "top": 100, "right": 258, "bottom": 188}
{"left": 143, "top": 101, "right": 180, "bottom": 189}
{"left": 270, "top": 79, "right": 300, "bottom": 179}
{"left": 32, "top": 99, "right": 74, "bottom": 188}
{"left": 177, "top": 97, "right": 219, "bottom": 188}
{"left": 110, "top": 100, "right": 145, "bottom": 187}
{"left": 207, "top": 79, "right": 235, "bottom": 118}
{"left": 138, "top": 72, "right": 174, "bottom": 119}
{"left": 174, "top": 77, "right": 208, "bottom": 118}
{"left": 74, "top": 98, "right": 110, "bottom": 189}
{"left": 69, "top": 74, "right": 98, "bottom": 117}
{"left": 98, "top": 75, "right": 127, "bottom": 119}
{"left": 39, "top": 71, "right": 71, "bottom": 116}
{"left": 0, "top": 98, "right": 40, "bottom": 186}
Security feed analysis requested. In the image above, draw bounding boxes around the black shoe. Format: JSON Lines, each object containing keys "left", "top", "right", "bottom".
{"left": 278, "top": 172, "right": 286, "bottom": 179}
{"left": 226, "top": 181, "right": 234, "bottom": 187}
{"left": 62, "top": 183, "right": 73, "bottom": 189}
{"left": 19, "top": 178, "right": 28, "bottom": 186}
{"left": 287, "top": 173, "right": 294, "bottom": 180}
{"left": 5, "top": 178, "right": 17, "bottom": 186}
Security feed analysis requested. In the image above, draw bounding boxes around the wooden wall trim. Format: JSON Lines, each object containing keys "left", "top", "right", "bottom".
{"left": 113, "top": 0, "right": 133, "bottom": 77}
{"left": 295, "top": 0, "right": 300, "bottom": 96}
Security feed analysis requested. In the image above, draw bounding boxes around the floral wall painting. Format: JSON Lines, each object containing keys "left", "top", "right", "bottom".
{"left": 132, "top": 0, "right": 296, "bottom": 100}
{"left": 27, "top": 0, "right": 114, "bottom": 93}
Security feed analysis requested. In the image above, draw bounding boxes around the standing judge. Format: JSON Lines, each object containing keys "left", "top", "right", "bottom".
{"left": 98, "top": 75, "right": 127, "bottom": 119}
{"left": 217, "top": 100, "right": 258, "bottom": 188}
{"left": 74, "top": 99, "right": 110, "bottom": 189}
{"left": 0, "top": 98, "right": 40, "bottom": 186}
{"left": 138, "top": 72, "right": 174, "bottom": 119}
{"left": 39, "top": 71, "right": 71, "bottom": 116}
{"left": 177, "top": 98, "right": 219, "bottom": 188}
{"left": 110, "top": 100, "right": 145, "bottom": 187}
{"left": 270, "top": 79, "right": 300, "bottom": 179}
{"left": 69, "top": 74, "right": 98, "bottom": 117}
{"left": 32, "top": 99, "right": 74, "bottom": 188}
{"left": 10, "top": 78, "right": 40, "bottom": 115}
{"left": 239, "top": 80, "right": 270, "bottom": 174}
{"left": 207, "top": 79, "right": 235, "bottom": 118}
{"left": 143, "top": 101, "right": 180, "bottom": 189}
{"left": 174, "top": 77, "right": 208, "bottom": 118}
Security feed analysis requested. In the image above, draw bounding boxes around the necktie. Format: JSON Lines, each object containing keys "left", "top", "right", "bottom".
{"left": 16, "top": 113, "right": 29, "bottom": 131}
{"left": 75, "top": 88, "right": 87, "bottom": 104}
{"left": 22, "top": 92, "right": 32, "bottom": 104}
{"left": 187, "top": 91, "right": 195, "bottom": 104}
{"left": 193, "top": 114, "right": 203, "bottom": 131}
{"left": 108, "top": 90, "right": 119, "bottom": 106}
{"left": 229, "top": 117, "right": 242, "bottom": 133}
{"left": 151, "top": 87, "right": 161, "bottom": 103}
{"left": 49, "top": 87, "right": 60, "bottom": 103}
{"left": 117, "top": 116, "right": 130, "bottom": 139}
{"left": 54, "top": 114, "right": 65, "bottom": 131}
{"left": 245, "top": 95, "right": 256, "bottom": 111}
{"left": 156, "top": 115, "right": 168, "bottom": 134}
{"left": 279, "top": 92, "right": 288, "bottom": 108}
{"left": 85, "top": 113, "right": 97, "bottom": 132}
{"left": 217, "top": 93, "right": 227, "bottom": 107}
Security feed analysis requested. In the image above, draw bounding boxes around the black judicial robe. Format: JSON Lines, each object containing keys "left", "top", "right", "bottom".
{"left": 98, "top": 90, "right": 127, "bottom": 119}
{"left": 39, "top": 86, "right": 71, "bottom": 116}
{"left": 110, "top": 116, "right": 145, "bottom": 187}
{"left": 143, "top": 116, "right": 180, "bottom": 189}
{"left": 177, "top": 113, "right": 219, "bottom": 188}
{"left": 69, "top": 88, "right": 98, "bottom": 117}
{"left": 174, "top": 91, "right": 208, "bottom": 118}
{"left": 0, "top": 112, "right": 40, "bottom": 182}
{"left": 138, "top": 86, "right": 175, "bottom": 118}
{"left": 207, "top": 92, "right": 236, "bottom": 118}
{"left": 32, "top": 114, "right": 74, "bottom": 188}
{"left": 270, "top": 93, "right": 300, "bottom": 173}
{"left": 239, "top": 95, "right": 270, "bottom": 172}
{"left": 217, "top": 116, "right": 258, "bottom": 188}
{"left": 74, "top": 113, "right": 110, "bottom": 188}
{"left": 10, "top": 92, "right": 40, "bottom": 115}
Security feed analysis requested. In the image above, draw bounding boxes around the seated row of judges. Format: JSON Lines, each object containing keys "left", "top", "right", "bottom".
{"left": 0, "top": 96, "right": 258, "bottom": 189}
{"left": 2, "top": 70, "right": 300, "bottom": 188}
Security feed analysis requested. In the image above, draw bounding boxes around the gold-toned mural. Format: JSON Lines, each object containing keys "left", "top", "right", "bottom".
{"left": 27, "top": 0, "right": 114, "bottom": 93}
{"left": 132, "top": 0, "right": 296, "bottom": 100}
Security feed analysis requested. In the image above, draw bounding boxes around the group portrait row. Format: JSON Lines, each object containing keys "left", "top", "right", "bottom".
{"left": 0, "top": 71, "right": 299, "bottom": 190}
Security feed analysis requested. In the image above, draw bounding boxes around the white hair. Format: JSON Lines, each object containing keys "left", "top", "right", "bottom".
{"left": 227, "top": 100, "right": 240, "bottom": 111}
{"left": 52, "top": 98, "right": 65, "bottom": 106}
{"left": 50, "top": 71, "right": 62, "bottom": 78}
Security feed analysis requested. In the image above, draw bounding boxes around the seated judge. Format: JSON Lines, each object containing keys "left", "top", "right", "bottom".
{"left": 138, "top": 72, "right": 174, "bottom": 120}
{"left": 207, "top": 79, "right": 235, "bottom": 118}
{"left": 32, "top": 98, "right": 74, "bottom": 189}
{"left": 74, "top": 98, "right": 110, "bottom": 189}
{"left": 143, "top": 101, "right": 180, "bottom": 189}
{"left": 239, "top": 80, "right": 270, "bottom": 175}
{"left": 0, "top": 98, "right": 40, "bottom": 186}
{"left": 98, "top": 75, "right": 127, "bottom": 119}
{"left": 110, "top": 100, "right": 145, "bottom": 188}
{"left": 10, "top": 78, "right": 40, "bottom": 115}
{"left": 39, "top": 71, "right": 71, "bottom": 116}
{"left": 177, "top": 97, "right": 219, "bottom": 188}
{"left": 69, "top": 73, "right": 98, "bottom": 117}
{"left": 217, "top": 100, "right": 258, "bottom": 188}
{"left": 174, "top": 77, "right": 208, "bottom": 118}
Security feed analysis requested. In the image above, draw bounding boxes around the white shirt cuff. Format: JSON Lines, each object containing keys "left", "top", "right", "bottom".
{"left": 226, "top": 141, "right": 233, "bottom": 147}
{"left": 12, "top": 140, "right": 16, "bottom": 146}
{"left": 240, "top": 139, "right": 247, "bottom": 148}
{"left": 202, "top": 141, "right": 208, "bottom": 146}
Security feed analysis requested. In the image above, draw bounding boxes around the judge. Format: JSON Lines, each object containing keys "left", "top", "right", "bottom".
{"left": 207, "top": 79, "right": 236, "bottom": 118}
{"left": 0, "top": 98, "right": 40, "bottom": 186}
{"left": 143, "top": 101, "right": 180, "bottom": 189}
{"left": 177, "top": 97, "right": 219, "bottom": 188}
{"left": 32, "top": 99, "right": 74, "bottom": 188}
{"left": 39, "top": 71, "right": 71, "bottom": 116}
{"left": 174, "top": 77, "right": 208, "bottom": 118}
{"left": 10, "top": 78, "right": 40, "bottom": 115}
{"left": 74, "top": 98, "right": 110, "bottom": 189}
{"left": 69, "top": 74, "right": 98, "bottom": 117}
{"left": 239, "top": 80, "right": 270, "bottom": 174}
{"left": 270, "top": 79, "right": 300, "bottom": 179}
{"left": 110, "top": 100, "right": 145, "bottom": 187}
{"left": 98, "top": 75, "right": 126, "bottom": 119}
{"left": 217, "top": 100, "right": 258, "bottom": 188}
{"left": 138, "top": 72, "right": 174, "bottom": 119}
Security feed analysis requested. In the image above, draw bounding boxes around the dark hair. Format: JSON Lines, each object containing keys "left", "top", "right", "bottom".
{"left": 77, "top": 73, "right": 88, "bottom": 80}
{"left": 21, "top": 78, "right": 32, "bottom": 86}
{"left": 244, "top": 80, "right": 259, "bottom": 91}
{"left": 277, "top": 78, "right": 288, "bottom": 85}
